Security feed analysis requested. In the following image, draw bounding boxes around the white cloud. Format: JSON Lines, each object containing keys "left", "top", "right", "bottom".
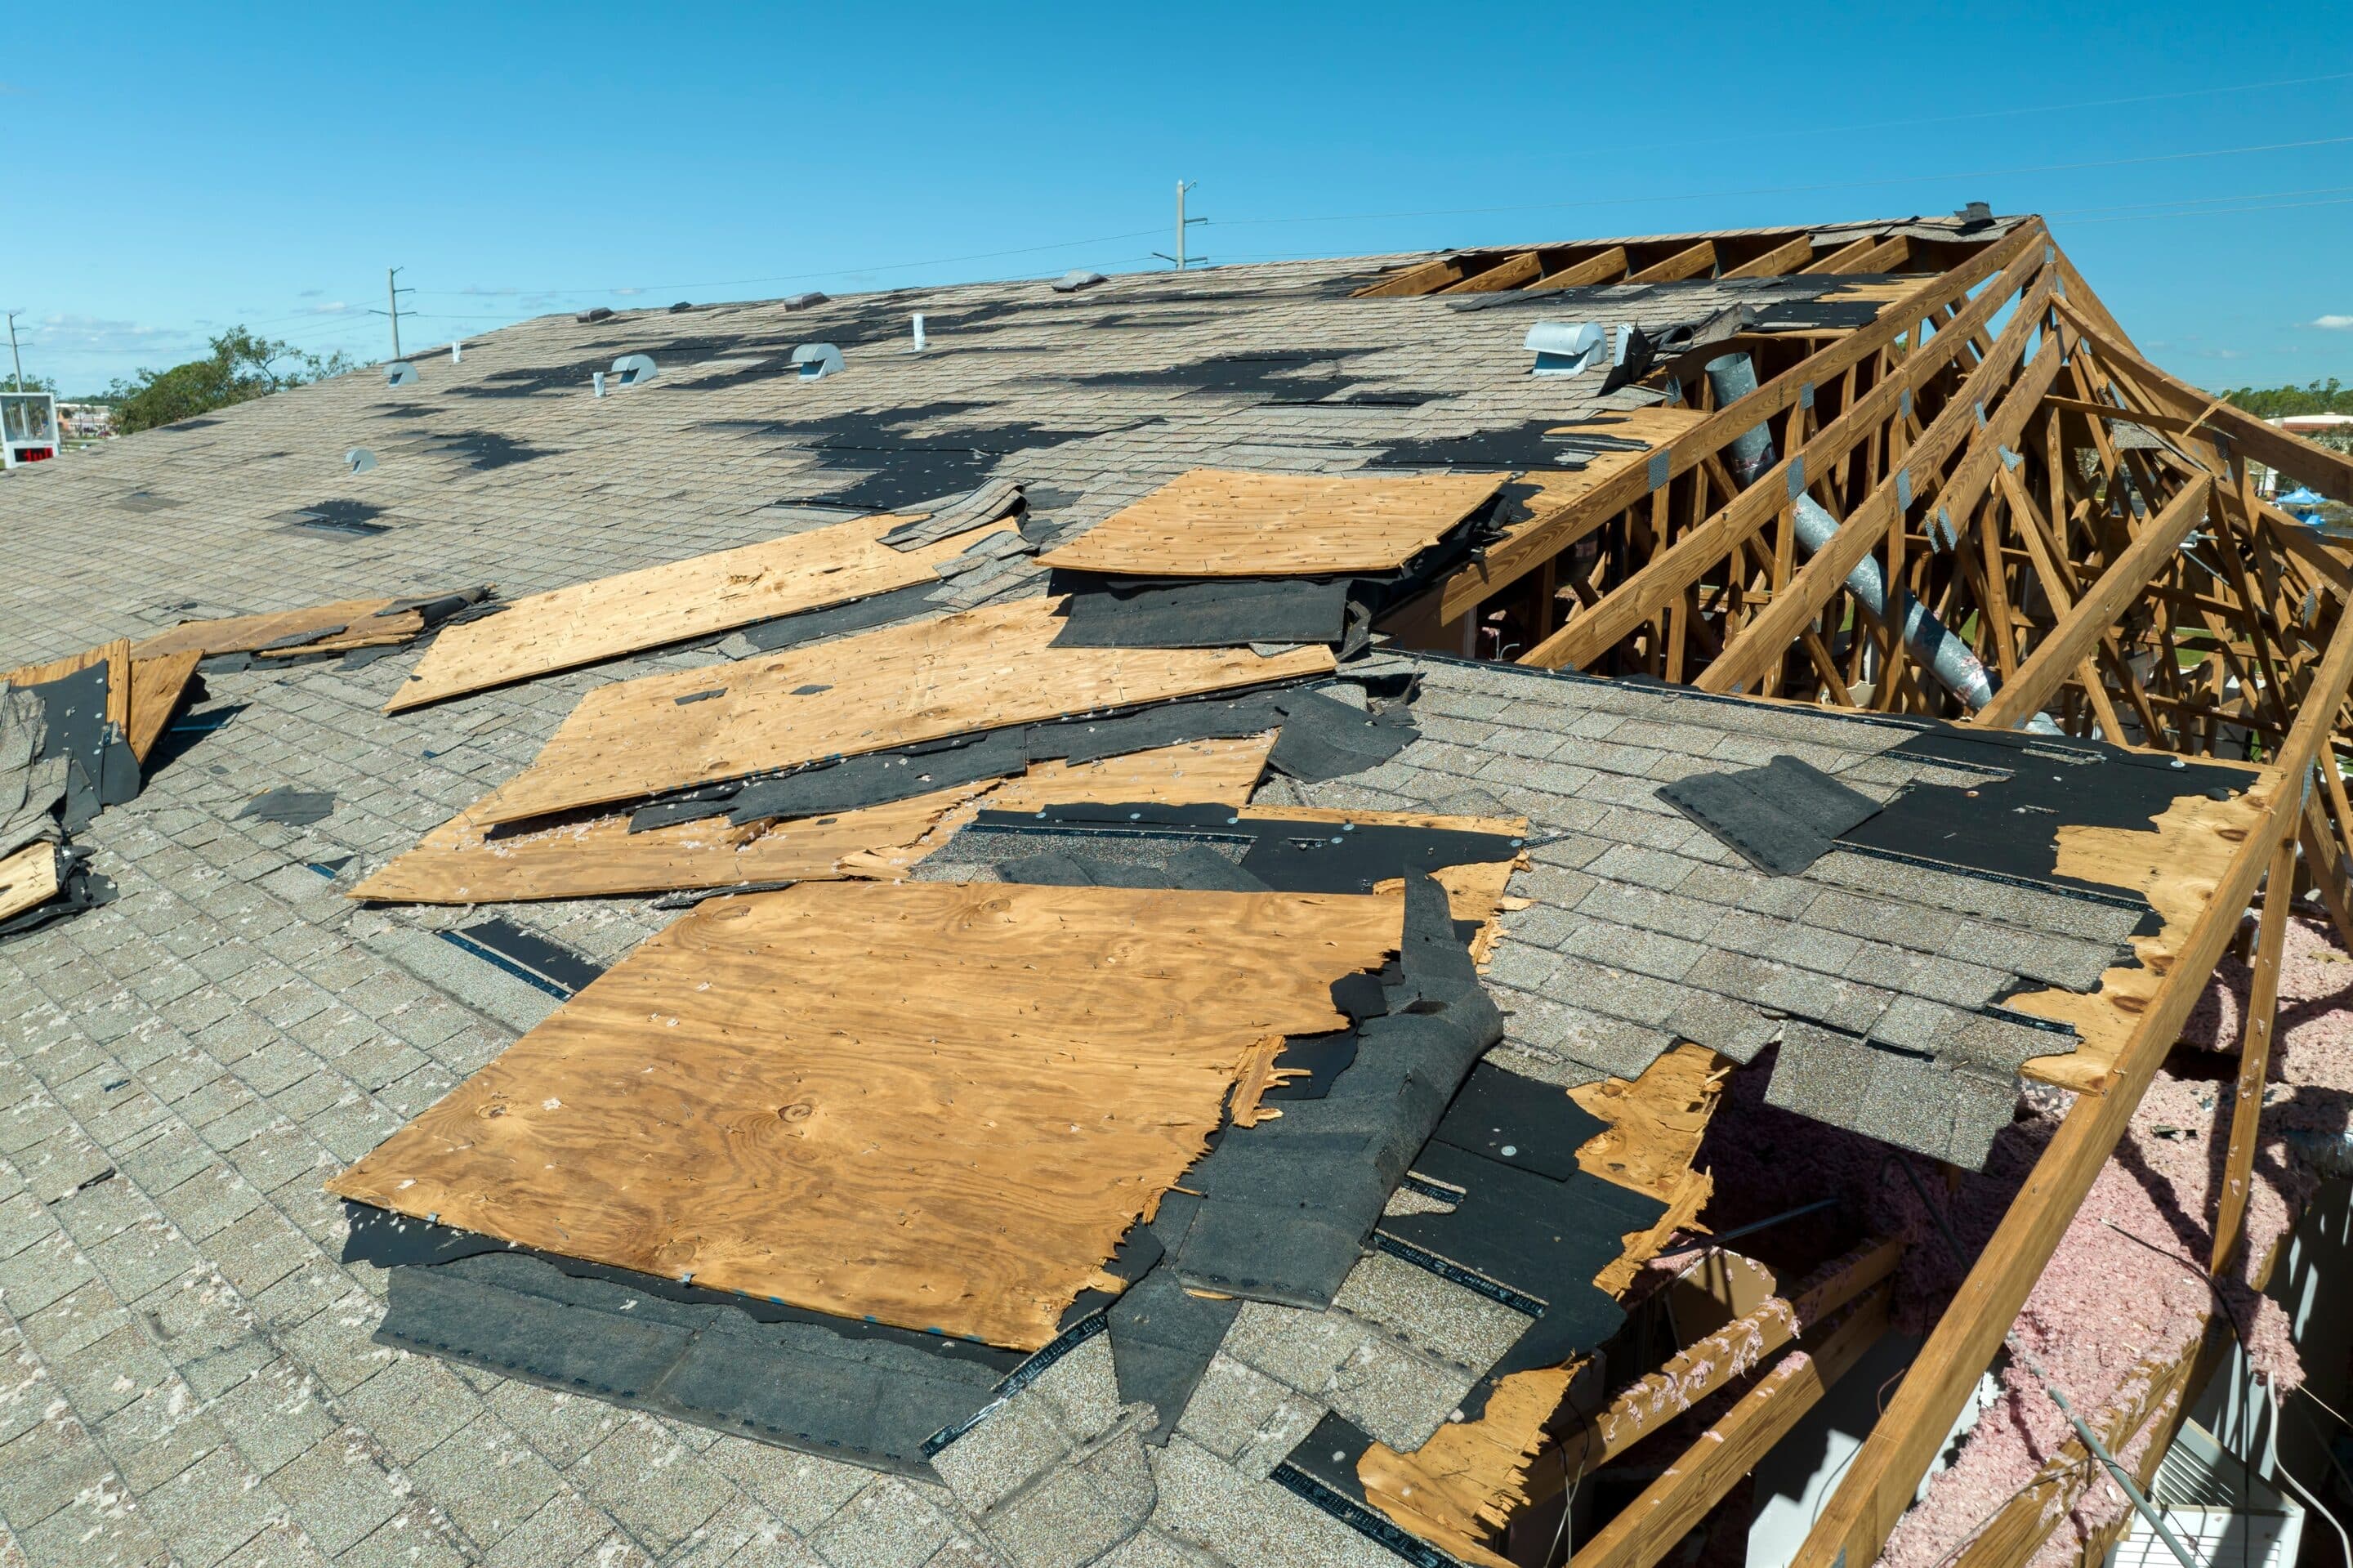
{"left": 611, "top": 288, "right": 644, "bottom": 297}
{"left": 2311, "top": 314, "right": 2353, "bottom": 330}
{"left": 298, "top": 288, "right": 324, "bottom": 298}
{"left": 299, "top": 302, "right": 357, "bottom": 316}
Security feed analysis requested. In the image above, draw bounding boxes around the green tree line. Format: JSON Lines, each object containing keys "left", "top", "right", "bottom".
{"left": 2221, "top": 378, "right": 2353, "bottom": 418}
{"left": 98, "top": 329, "right": 355, "bottom": 434}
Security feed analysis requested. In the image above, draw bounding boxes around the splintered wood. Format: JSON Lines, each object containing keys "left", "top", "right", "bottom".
{"left": 385, "top": 514, "right": 993, "bottom": 713}
{"left": 128, "top": 597, "right": 422, "bottom": 659}
{"left": 1037, "top": 468, "right": 1509, "bottom": 577}
{"left": 2011, "top": 781, "right": 2275, "bottom": 1092}
{"left": 1354, "top": 1043, "right": 1726, "bottom": 1568}
{"left": 350, "top": 735, "right": 1278, "bottom": 904}
{"left": 328, "top": 880, "right": 1401, "bottom": 1349}
{"left": 4, "top": 640, "right": 199, "bottom": 765}
{"left": 471, "top": 596, "right": 1332, "bottom": 826}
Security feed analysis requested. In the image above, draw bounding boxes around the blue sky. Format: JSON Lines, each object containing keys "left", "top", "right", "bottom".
{"left": 7, "top": 1, "right": 2352, "bottom": 396}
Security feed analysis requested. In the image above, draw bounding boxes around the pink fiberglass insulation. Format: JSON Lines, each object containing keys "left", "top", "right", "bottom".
{"left": 1677, "top": 914, "right": 2351, "bottom": 1568}
{"left": 1873, "top": 912, "right": 2353, "bottom": 1568}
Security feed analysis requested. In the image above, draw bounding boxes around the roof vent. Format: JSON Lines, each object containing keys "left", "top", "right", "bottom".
{"left": 384, "top": 362, "right": 418, "bottom": 387}
{"left": 344, "top": 448, "right": 377, "bottom": 475}
{"left": 611, "top": 353, "right": 658, "bottom": 386}
{"left": 1052, "top": 270, "right": 1108, "bottom": 294}
{"left": 1525, "top": 322, "right": 1606, "bottom": 377}
{"left": 577, "top": 307, "right": 614, "bottom": 324}
{"left": 1956, "top": 200, "right": 1994, "bottom": 230}
{"left": 790, "top": 343, "right": 844, "bottom": 380}
{"left": 784, "top": 293, "right": 828, "bottom": 311}
{"left": 670, "top": 301, "right": 694, "bottom": 313}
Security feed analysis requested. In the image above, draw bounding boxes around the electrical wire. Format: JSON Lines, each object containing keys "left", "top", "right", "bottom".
{"left": 2269, "top": 1385, "right": 2353, "bottom": 1568}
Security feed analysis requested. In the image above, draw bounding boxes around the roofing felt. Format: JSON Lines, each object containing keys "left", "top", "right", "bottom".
{"left": 0, "top": 216, "right": 2229, "bottom": 1568}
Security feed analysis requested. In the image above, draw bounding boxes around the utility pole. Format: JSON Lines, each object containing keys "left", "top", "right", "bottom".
{"left": 1153, "top": 181, "right": 1208, "bottom": 271}
{"left": 385, "top": 266, "right": 411, "bottom": 360}
{"left": 4, "top": 311, "right": 22, "bottom": 390}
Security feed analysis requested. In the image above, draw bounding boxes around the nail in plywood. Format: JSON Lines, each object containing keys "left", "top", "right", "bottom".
{"left": 0, "top": 842, "right": 60, "bottom": 923}
{"left": 6, "top": 638, "right": 133, "bottom": 732}
{"left": 1037, "top": 469, "right": 1509, "bottom": 579}
{"left": 471, "top": 596, "right": 1333, "bottom": 827}
{"left": 386, "top": 513, "right": 988, "bottom": 713}
{"left": 350, "top": 735, "right": 1278, "bottom": 904}
{"left": 328, "top": 879, "right": 1402, "bottom": 1349}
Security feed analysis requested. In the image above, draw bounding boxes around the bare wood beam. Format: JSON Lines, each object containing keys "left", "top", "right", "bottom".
{"left": 1721, "top": 234, "right": 1817, "bottom": 280}
{"left": 1355, "top": 255, "right": 1475, "bottom": 298}
{"left": 1528, "top": 247, "right": 1632, "bottom": 293}
{"left": 1440, "top": 251, "right": 1544, "bottom": 295}
{"left": 1790, "top": 594, "right": 2353, "bottom": 1568}
{"left": 1698, "top": 297, "right": 2065, "bottom": 695}
{"left": 1801, "top": 235, "right": 1884, "bottom": 275}
{"left": 1531, "top": 1238, "right": 1901, "bottom": 1495}
{"left": 1523, "top": 228, "right": 2050, "bottom": 672}
{"left": 1975, "top": 477, "right": 2214, "bottom": 730}
{"left": 1627, "top": 241, "right": 1717, "bottom": 285}
{"left": 2211, "top": 836, "right": 2295, "bottom": 1274}
{"left": 2054, "top": 297, "right": 2353, "bottom": 501}
{"left": 1569, "top": 1288, "right": 1892, "bottom": 1568}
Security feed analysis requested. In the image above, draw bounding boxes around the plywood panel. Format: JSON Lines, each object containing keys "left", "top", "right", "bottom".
{"left": 1037, "top": 469, "right": 1509, "bottom": 578}
{"left": 1353, "top": 1043, "right": 1726, "bottom": 1568}
{"left": 128, "top": 598, "right": 415, "bottom": 659}
{"left": 2013, "top": 786, "right": 2270, "bottom": 1092}
{"left": 5, "top": 638, "right": 132, "bottom": 731}
{"left": 0, "top": 842, "right": 60, "bottom": 923}
{"left": 470, "top": 596, "right": 1332, "bottom": 827}
{"left": 351, "top": 735, "right": 1277, "bottom": 905}
{"left": 386, "top": 513, "right": 986, "bottom": 713}
{"left": 328, "top": 880, "right": 1402, "bottom": 1348}
{"left": 126, "top": 652, "right": 203, "bottom": 762}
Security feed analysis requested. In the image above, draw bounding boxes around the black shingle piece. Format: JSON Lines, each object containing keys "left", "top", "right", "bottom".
{"left": 1657, "top": 753, "right": 1882, "bottom": 877}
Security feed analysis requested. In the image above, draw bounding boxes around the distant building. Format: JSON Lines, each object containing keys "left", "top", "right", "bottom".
{"left": 56, "top": 402, "right": 114, "bottom": 440}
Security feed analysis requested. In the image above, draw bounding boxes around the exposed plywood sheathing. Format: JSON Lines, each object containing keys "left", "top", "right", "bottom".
{"left": 328, "top": 879, "right": 1402, "bottom": 1348}
{"left": 5, "top": 637, "right": 133, "bottom": 730}
{"left": 1351, "top": 1043, "right": 1727, "bottom": 1568}
{"left": 1037, "top": 468, "right": 1509, "bottom": 578}
{"left": 350, "top": 735, "right": 1278, "bottom": 904}
{"left": 385, "top": 513, "right": 995, "bottom": 712}
{"left": 469, "top": 596, "right": 1333, "bottom": 826}
{"left": 0, "top": 842, "right": 59, "bottom": 923}
{"left": 125, "top": 651, "right": 202, "bottom": 762}
{"left": 127, "top": 597, "right": 416, "bottom": 659}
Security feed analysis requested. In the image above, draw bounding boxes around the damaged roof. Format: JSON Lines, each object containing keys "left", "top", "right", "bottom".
{"left": 0, "top": 210, "right": 2298, "bottom": 1568}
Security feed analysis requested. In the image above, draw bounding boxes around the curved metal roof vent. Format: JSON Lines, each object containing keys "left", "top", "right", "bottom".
{"left": 1525, "top": 322, "right": 1605, "bottom": 377}
{"left": 344, "top": 448, "right": 377, "bottom": 475}
{"left": 384, "top": 361, "right": 419, "bottom": 387}
{"left": 611, "top": 353, "right": 658, "bottom": 386}
{"left": 1052, "top": 270, "right": 1108, "bottom": 294}
{"left": 790, "top": 343, "right": 844, "bottom": 380}
{"left": 783, "top": 292, "right": 828, "bottom": 311}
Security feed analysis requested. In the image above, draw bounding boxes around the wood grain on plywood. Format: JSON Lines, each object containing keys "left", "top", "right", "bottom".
{"left": 470, "top": 596, "right": 1331, "bottom": 826}
{"left": 385, "top": 514, "right": 976, "bottom": 713}
{"left": 126, "top": 652, "right": 203, "bottom": 762}
{"left": 328, "top": 879, "right": 1400, "bottom": 1348}
{"left": 1352, "top": 1044, "right": 1726, "bottom": 1566}
{"left": 351, "top": 735, "right": 1279, "bottom": 904}
{"left": 1037, "top": 469, "right": 1508, "bottom": 578}
{"left": 0, "top": 843, "right": 60, "bottom": 923}
{"left": 128, "top": 598, "right": 410, "bottom": 659}
{"left": 5, "top": 638, "right": 133, "bottom": 731}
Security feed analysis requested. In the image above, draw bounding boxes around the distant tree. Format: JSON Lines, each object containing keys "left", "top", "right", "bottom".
{"left": 109, "top": 328, "right": 355, "bottom": 435}
{"left": 2221, "top": 378, "right": 2353, "bottom": 418}
{"left": 0, "top": 373, "right": 56, "bottom": 394}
